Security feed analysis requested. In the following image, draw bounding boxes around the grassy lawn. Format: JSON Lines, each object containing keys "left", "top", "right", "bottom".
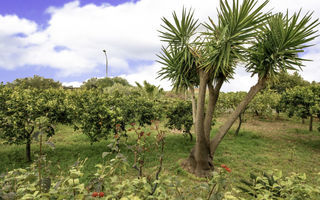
{"left": 1, "top": 115, "right": 320, "bottom": 191}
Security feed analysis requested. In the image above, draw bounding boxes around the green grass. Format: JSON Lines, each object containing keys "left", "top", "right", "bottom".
{"left": 1, "top": 116, "right": 320, "bottom": 191}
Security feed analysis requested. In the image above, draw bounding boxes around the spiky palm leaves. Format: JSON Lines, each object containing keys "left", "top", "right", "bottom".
{"left": 201, "top": 0, "right": 270, "bottom": 80}
{"left": 157, "top": 8, "right": 200, "bottom": 91}
{"left": 246, "top": 11, "right": 319, "bottom": 79}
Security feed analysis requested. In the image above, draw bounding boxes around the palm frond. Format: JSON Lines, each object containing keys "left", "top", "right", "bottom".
{"left": 246, "top": 11, "right": 319, "bottom": 78}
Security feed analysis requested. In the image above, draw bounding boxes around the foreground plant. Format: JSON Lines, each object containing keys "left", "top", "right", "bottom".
{"left": 238, "top": 170, "right": 320, "bottom": 199}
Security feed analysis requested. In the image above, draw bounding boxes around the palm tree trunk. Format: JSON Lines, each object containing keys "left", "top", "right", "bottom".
{"left": 210, "top": 76, "right": 268, "bottom": 156}
{"left": 204, "top": 79, "right": 224, "bottom": 143}
{"left": 193, "top": 70, "right": 211, "bottom": 176}
{"left": 189, "top": 86, "right": 197, "bottom": 126}
{"left": 182, "top": 70, "right": 212, "bottom": 176}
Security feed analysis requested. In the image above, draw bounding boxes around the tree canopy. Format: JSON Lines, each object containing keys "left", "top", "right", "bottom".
{"left": 6, "top": 75, "right": 62, "bottom": 89}
{"left": 82, "top": 77, "right": 131, "bottom": 89}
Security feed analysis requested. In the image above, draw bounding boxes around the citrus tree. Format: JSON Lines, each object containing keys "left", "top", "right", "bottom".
{"left": 248, "top": 89, "right": 281, "bottom": 118}
{"left": 165, "top": 99, "right": 193, "bottom": 141}
{"left": 70, "top": 88, "right": 162, "bottom": 144}
{"left": 81, "top": 77, "right": 131, "bottom": 89}
{"left": 267, "top": 71, "right": 309, "bottom": 94}
{"left": 281, "top": 84, "right": 320, "bottom": 131}
{"left": 6, "top": 75, "right": 62, "bottom": 89}
{"left": 0, "top": 86, "right": 71, "bottom": 161}
{"left": 217, "top": 92, "right": 247, "bottom": 136}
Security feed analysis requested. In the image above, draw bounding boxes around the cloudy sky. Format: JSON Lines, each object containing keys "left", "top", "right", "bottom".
{"left": 0, "top": 0, "right": 319, "bottom": 91}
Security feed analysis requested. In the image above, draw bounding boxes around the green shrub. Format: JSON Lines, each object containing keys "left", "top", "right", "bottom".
{"left": 238, "top": 170, "right": 320, "bottom": 199}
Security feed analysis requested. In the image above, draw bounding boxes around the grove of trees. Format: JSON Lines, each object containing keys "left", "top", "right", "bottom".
{"left": 1, "top": 2, "right": 320, "bottom": 199}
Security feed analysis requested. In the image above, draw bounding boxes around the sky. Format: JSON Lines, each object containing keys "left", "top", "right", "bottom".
{"left": 0, "top": 0, "right": 319, "bottom": 91}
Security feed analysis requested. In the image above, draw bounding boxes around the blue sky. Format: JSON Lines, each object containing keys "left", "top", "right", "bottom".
{"left": 0, "top": 0, "right": 143, "bottom": 87}
{"left": 0, "top": 0, "right": 137, "bottom": 24}
{"left": 0, "top": 0, "right": 319, "bottom": 91}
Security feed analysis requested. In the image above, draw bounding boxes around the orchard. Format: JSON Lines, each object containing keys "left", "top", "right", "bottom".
{"left": 1, "top": 0, "right": 320, "bottom": 199}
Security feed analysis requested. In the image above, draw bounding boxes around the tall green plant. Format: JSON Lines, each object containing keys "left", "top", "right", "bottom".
{"left": 159, "top": 0, "right": 270, "bottom": 176}
{"left": 159, "top": 0, "right": 318, "bottom": 177}
{"left": 210, "top": 9, "right": 319, "bottom": 167}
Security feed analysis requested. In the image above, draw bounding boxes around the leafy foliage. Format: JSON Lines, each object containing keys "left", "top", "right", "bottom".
{"left": 248, "top": 89, "right": 281, "bottom": 118}
{"left": 6, "top": 75, "right": 62, "bottom": 89}
{"left": 217, "top": 92, "right": 247, "bottom": 115}
{"left": 81, "top": 77, "right": 131, "bottom": 89}
{"left": 267, "top": 71, "right": 309, "bottom": 94}
{"left": 70, "top": 89, "right": 120, "bottom": 144}
{"left": 281, "top": 84, "right": 320, "bottom": 120}
{"left": 70, "top": 89, "right": 162, "bottom": 144}
{"left": 0, "top": 86, "right": 71, "bottom": 161}
{"left": 165, "top": 99, "right": 193, "bottom": 141}
{"left": 135, "top": 81, "right": 164, "bottom": 99}
{"left": 238, "top": 170, "right": 320, "bottom": 199}
{"left": 201, "top": 0, "right": 270, "bottom": 79}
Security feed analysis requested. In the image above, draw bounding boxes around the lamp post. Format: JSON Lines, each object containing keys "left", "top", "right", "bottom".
{"left": 102, "top": 49, "right": 108, "bottom": 77}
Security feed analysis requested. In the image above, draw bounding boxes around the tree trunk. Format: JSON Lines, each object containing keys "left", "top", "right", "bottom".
{"left": 26, "top": 126, "right": 34, "bottom": 162}
{"left": 276, "top": 110, "right": 280, "bottom": 119}
{"left": 309, "top": 115, "right": 313, "bottom": 132}
{"left": 210, "top": 76, "right": 268, "bottom": 156}
{"left": 255, "top": 110, "right": 259, "bottom": 116}
{"left": 190, "top": 86, "right": 197, "bottom": 127}
{"left": 235, "top": 113, "right": 243, "bottom": 136}
{"left": 187, "top": 131, "right": 193, "bottom": 141}
{"left": 26, "top": 136, "right": 31, "bottom": 162}
{"left": 204, "top": 79, "right": 224, "bottom": 143}
{"left": 182, "top": 70, "right": 212, "bottom": 176}
{"left": 302, "top": 118, "right": 305, "bottom": 124}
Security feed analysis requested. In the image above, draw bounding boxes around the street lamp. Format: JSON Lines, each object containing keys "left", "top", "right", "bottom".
{"left": 102, "top": 49, "right": 108, "bottom": 77}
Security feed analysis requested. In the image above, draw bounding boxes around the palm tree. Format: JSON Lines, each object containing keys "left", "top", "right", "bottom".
{"left": 159, "top": 0, "right": 318, "bottom": 177}
{"left": 186, "top": 0, "right": 269, "bottom": 176}
{"left": 159, "top": 0, "right": 270, "bottom": 176}
{"left": 210, "top": 11, "right": 319, "bottom": 157}
{"left": 135, "top": 81, "right": 164, "bottom": 99}
{"left": 157, "top": 7, "right": 200, "bottom": 124}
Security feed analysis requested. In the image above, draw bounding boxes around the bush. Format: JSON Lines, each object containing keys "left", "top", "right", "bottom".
{"left": 238, "top": 170, "right": 320, "bottom": 199}
{"left": 165, "top": 99, "right": 193, "bottom": 141}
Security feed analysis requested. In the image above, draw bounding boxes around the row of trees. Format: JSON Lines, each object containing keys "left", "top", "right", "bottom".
{"left": 0, "top": 82, "right": 192, "bottom": 162}
{"left": 0, "top": 85, "right": 72, "bottom": 161}
{"left": 217, "top": 82, "right": 320, "bottom": 134}
{"left": 157, "top": 0, "right": 319, "bottom": 176}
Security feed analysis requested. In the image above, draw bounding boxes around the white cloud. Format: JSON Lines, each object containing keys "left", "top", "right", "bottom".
{"left": 221, "top": 67, "right": 258, "bottom": 92}
{"left": 301, "top": 51, "right": 320, "bottom": 83}
{"left": 0, "top": 0, "right": 319, "bottom": 90}
{"left": 0, "top": 15, "right": 37, "bottom": 36}
{"left": 62, "top": 81, "right": 83, "bottom": 88}
{"left": 119, "top": 62, "right": 172, "bottom": 91}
